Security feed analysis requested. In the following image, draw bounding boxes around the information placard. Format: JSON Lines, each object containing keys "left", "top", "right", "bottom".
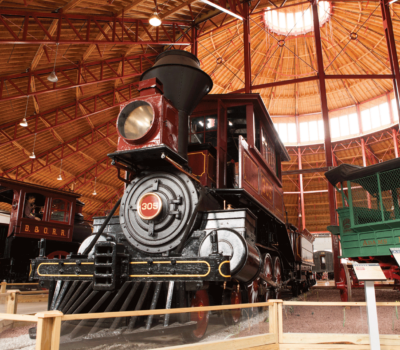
{"left": 390, "top": 248, "right": 400, "bottom": 267}
{"left": 352, "top": 263, "right": 386, "bottom": 281}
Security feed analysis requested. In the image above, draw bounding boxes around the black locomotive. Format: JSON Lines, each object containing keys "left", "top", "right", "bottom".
{"left": 29, "top": 50, "right": 315, "bottom": 340}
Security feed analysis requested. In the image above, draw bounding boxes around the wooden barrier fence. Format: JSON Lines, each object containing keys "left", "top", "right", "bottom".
{"left": 1, "top": 290, "right": 49, "bottom": 314}
{"left": 1, "top": 281, "right": 39, "bottom": 293}
{"left": 0, "top": 300, "right": 400, "bottom": 350}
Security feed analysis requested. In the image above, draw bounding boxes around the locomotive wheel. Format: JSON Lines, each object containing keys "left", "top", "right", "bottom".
{"left": 260, "top": 253, "right": 274, "bottom": 301}
{"left": 222, "top": 287, "right": 242, "bottom": 326}
{"left": 339, "top": 264, "right": 352, "bottom": 302}
{"left": 187, "top": 290, "right": 210, "bottom": 341}
{"left": 247, "top": 279, "right": 260, "bottom": 317}
{"left": 47, "top": 251, "right": 69, "bottom": 259}
{"left": 273, "top": 256, "right": 283, "bottom": 299}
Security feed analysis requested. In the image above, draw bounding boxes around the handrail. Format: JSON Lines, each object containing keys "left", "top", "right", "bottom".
{"left": 283, "top": 301, "right": 400, "bottom": 306}
{"left": 61, "top": 301, "right": 274, "bottom": 321}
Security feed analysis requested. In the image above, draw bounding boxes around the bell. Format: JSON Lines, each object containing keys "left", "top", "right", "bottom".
{"left": 47, "top": 71, "right": 58, "bottom": 83}
{"left": 57, "top": 174, "right": 63, "bottom": 181}
{"left": 92, "top": 190, "right": 97, "bottom": 196}
{"left": 29, "top": 151, "right": 36, "bottom": 159}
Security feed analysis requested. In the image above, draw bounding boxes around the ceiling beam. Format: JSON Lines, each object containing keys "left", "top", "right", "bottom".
{"left": 0, "top": 80, "right": 139, "bottom": 147}
{"left": 1, "top": 119, "right": 117, "bottom": 181}
{"left": 0, "top": 53, "right": 156, "bottom": 102}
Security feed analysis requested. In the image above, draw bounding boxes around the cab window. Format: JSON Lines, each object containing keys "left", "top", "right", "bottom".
{"left": 24, "top": 193, "right": 45, "bottom": 221}
{"left": 320, "top": 256, "right": 326, "bottom": 270}
{"left": 50, "top": 199, "right": 71, "bottom": 223}
{"left": 262, "top": 128, "right": 277, "bottom": 175}
{"left": 190, "top": 115, "right": 218, "bottom": 147}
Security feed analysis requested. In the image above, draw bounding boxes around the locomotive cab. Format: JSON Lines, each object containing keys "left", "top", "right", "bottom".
{"left": 0, "top": 178, "right": 91, "bottom": 282}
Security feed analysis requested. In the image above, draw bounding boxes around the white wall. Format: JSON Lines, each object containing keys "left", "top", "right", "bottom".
{"left": 0, "top": 212, "right": 10, "bottom": 225}
{"left": 313, "top": 236, "right": 332, "bottom": 252}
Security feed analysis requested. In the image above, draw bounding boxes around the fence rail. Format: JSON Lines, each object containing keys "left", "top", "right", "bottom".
{"left": 0, "top": 300, "right": 399, "bottom": 350}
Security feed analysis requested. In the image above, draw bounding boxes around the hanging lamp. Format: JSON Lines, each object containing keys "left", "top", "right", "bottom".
{"left": 29, "top": 133, "right": 37, "bottom": 159}
{"left": 149, "top": 0, "right": 162, "bottom": 26}
{"left": 57, "top": 159, "right": 63, "bottom": 180}
{"left": 47, "top": 43, "right": 59, "bottom": 83}
{"left": 20, "top": 96, "right": 29, "bottom": 127}
{"left": 92, "top": 177, "right": 97, "bottom": 195}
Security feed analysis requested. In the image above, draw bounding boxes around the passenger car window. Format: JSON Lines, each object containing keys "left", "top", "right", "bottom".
{"left": 50, "top": 199, "right": 70, "bottom": 223}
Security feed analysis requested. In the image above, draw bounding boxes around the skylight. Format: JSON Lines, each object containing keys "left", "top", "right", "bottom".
{"left": 263, "top": 1, "right": 331, "bottom": 36}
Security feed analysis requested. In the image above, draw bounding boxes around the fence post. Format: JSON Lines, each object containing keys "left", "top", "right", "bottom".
{"left": 276, "top": 299, "right": 283, "bottom": 344}
{"left": 268, "top": 300, "right": 279, "bottom": 344}
{"left": 1, "top": 281, "right": 6, "bottom": 294}
{"left": 6, "top": 290, "right": 19, "bottom": 314}
{"left": 35, "top": 310, "right": 63, "bottom": 350}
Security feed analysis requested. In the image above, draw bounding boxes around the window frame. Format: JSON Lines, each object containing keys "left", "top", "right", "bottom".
{"left": 49, "top": 198, "right": 72, "bottom": 224}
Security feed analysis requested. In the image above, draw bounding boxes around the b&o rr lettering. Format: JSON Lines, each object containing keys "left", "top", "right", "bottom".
{"left": 34, "top": 226, "right": 39, "bottom": 233}
{"left": 61, "top": 230, "right": 65, "bottom": 236}
{"left": 52, "top": 228, "right": 57, "bottom": 235}
{"left": 24, "top": 225, "right": 29, "bottom": 232}
{"left": 44, "top": 228, "right": 48, "bottom": 234}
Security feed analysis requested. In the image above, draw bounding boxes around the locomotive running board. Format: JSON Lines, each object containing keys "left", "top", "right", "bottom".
{"left": 30, "top": 256, "right": 231, "bottom": 284}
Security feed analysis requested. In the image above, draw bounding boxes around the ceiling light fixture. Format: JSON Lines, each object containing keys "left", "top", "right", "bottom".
{"left": 29, "top": 133, "right": 37, "bottom": 159}
{"left": 149, "top": 0, "right": 162, "bottom": 26}
{"left": 149, "top": 13, "right": 162, "bottom": 26}
{"left": 92, "top": 177, "right": 97, "bottom": 196}
{"left": 20, "top": 96, "right": 29, "bottom": 127}
{"left": 200, "top": 0, "right": 243, "bottom": 20}
{"left": 47, "top": 43, "right": 59, "bottom": 83}
{"left": 57, "top": 159, "right": 63, "bottom": 181}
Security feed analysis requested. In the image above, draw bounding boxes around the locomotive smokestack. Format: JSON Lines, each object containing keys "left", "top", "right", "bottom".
{"left": 140, "top": 50, "right": 213, "bottom": 160}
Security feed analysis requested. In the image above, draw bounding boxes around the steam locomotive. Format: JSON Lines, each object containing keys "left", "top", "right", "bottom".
{"left": 29, "top": 50, "right": 315, "bottom": 340}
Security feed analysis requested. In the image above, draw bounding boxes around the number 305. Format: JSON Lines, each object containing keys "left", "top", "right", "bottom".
{"left": 142, "top": 202, "right": 158, "bottom": 210}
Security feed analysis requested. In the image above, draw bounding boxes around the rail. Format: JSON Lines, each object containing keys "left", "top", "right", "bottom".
{"left": 0, "top": 301, "right": 399, "bottom": 350}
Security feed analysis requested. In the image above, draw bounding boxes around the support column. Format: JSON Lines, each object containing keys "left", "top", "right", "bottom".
{"left": 360, "top": 138, "right": 372, "bottom": 208}
{"left": 387, "top": 93, "right": 399, "bottom": 158}
{"left": 298, "top": 147, "right": 305, "bottom": 230}
{"left": 295, "top": 115, "right": 305, "bottom": 230}
{"left": 380, "top": 0, "right": 400, "bottom": 120}
{"left": 312, "top": 0, "right": 340, "bottom": 283}
{"left": 243, "top": 1, "right": 251, "bottom": 93}
{"left": 191, "top": 25, "right": 198, "bottom": 57}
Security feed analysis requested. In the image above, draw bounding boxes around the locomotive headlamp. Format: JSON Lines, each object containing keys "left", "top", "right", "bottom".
{"left": 118, "top": 101, "right": 155, "bottom": 141}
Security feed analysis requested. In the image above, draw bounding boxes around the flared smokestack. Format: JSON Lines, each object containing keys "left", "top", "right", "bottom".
{"left": 140, "top": 50, "right": 213, "bottom": 159}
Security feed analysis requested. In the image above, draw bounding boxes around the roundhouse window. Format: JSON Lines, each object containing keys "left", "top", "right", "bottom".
{"left": 263, "top": 1, "right": 331, "bottom": 36}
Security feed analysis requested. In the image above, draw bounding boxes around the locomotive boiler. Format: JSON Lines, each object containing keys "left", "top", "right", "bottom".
{"left": 29, "top": 50, "right": 315, "bottom": 341}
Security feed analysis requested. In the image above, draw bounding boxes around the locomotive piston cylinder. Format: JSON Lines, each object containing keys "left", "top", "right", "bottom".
{"left": 198, "top": 228, "right": 262, "bottom": 283}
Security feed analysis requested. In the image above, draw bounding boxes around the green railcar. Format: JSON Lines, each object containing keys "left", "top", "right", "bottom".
{"left": 325, "top": 158, "right": 400, "bottom": 301}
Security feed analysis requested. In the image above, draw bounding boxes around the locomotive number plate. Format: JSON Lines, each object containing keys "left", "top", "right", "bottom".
{"left": 137, "top": 192, "right": 162, "bottom": 220}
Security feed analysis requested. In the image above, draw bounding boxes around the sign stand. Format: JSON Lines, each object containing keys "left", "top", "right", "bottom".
{"left": 353, "top": 263, "right": 386, "bottom": 350}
